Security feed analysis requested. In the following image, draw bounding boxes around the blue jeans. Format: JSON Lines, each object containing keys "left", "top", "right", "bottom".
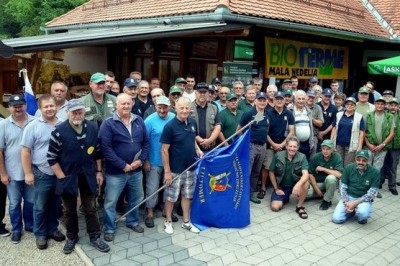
{"left": 145, "top": 166, "right": 163, "bottom": 209}
{"left": 7, "top": 180, "right": 34, "bottom": 234}
{"left": 32, "top": 167, "right": 61, "bottom": 239}
{"left": 103, "top": 171, "right": 144, "bottom": 233}
{"left": 332, "top": 196, "right": 372, "bottom": 224}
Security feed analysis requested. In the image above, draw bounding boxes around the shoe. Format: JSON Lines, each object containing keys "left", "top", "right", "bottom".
{"left": 319, "top": 200, "right": 332, "bottom": 210}
{"left": 164, "top": 221, "right": 173, "bottom": 235}
{"left": 0, "top": 227, "right": 10, "bottom": 237}
{"left": 11, "top": 233, "right": 21, "bottom": 244}
{"left": 48, "top": 230, "right": 66, "bottom": 242}
{"left": 104, "top": 233, "right": 114, "bottom": 242}
{"left": 162, "top": 213, "right": 179, "bottom": 222}
{"left": 389, "top": 189, "right": 398, "bottom": 195}
{"left": 257, "top": 189, "right": 266, "bottom": 199}
{"left": 250, "top": 194, "right": 261, "bottom": 204}
{"left": 376, "top": 192, "right": 382, "bottom": 198}
{"left": 144, "top": 217, "right": 154, "bottom": 228}
{"left": 63, "top": 238, "right": 79, "bottom": 254}
{"left": 127, "top": 224, "right": 144, "bottom": 233}
{"left": 358, "top": 219, "right": 368, "bottom": 224}
{"left": 181, "top": 221, "right": 200, "bottom": 233}
{"left": 36, "top": 238, "right": 48, "bottom": 250}
{"left": 90, "top": 238, "right": 110, "bottom": 253}
{"left": 397, "top": 182, "right": 400, "bottom": 186}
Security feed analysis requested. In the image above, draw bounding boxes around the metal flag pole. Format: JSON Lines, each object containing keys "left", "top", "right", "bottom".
{"left": 115, "top": 111, "right": 265, "bottom": 223}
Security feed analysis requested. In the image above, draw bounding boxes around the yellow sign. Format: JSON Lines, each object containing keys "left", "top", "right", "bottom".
{"left": 265, "top": 38, "right": 349, "bottom": 79}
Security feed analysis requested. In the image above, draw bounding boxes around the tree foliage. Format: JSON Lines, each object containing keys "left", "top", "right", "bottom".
{"left": 0, "top": 0, "right": 87, "bottom": 38}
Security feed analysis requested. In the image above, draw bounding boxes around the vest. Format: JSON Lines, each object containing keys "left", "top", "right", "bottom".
{"left": 81, "top": 92, "right": 116, "bottom": 124}
{"left": 365, "top": 111, "right": 393, "bottom": 150}
{"left": 274, "top": 151, "right": 306, "bottom": 185}
{"left": 333, "top": 111, "right": 362, "bottom": 152}
{"left": 292, "top": 106, "right": 315, "bottom": 149}
{"left": 392, "top": 112, "right": 400, "bottom": 149}
{"left": 190, "top": 102, "right": 218, "bottom": 147}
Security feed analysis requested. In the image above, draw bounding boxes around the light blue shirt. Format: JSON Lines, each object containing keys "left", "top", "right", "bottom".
{"left": 144, "top": 111, "right": 175, "bottom": 167}
{"left": 21, "top": 116, "right": 63, "bottom": 176}
{"left": 35, "top": 100, "right": 68, "bottom": 120}
{"left": 0, "top": 114, "right": 35, "bottom": 181}
{"left": 213, "top": 100, "right": 226, "bottom": 112}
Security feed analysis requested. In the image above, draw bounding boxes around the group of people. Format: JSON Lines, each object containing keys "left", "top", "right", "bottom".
{"left": 0, "top": 71, "right": 397, "bottom": 256}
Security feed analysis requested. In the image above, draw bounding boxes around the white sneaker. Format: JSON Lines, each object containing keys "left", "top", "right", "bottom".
{"left": 164, "top": 221, "right": 173, "bottom": 235}
{"left": 181, "top": 221, "right": 200, "bottom": 233}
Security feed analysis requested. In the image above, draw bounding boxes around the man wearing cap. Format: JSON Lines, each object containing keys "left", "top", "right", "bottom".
{"left": 305, "top": 89, "right": 324, "bottom": 158}
{"left": 214, "top": 86, "right": 230, "bottom": 112}
{"left": 211, "top": 77, "right": 222, "bottom": 92}
{"left": 238, "top": 85, "right": 256, "bottom": 113}
{"left": 21, "top": 95, "right": 66, "bottom": 249}
{"left": 331, "top": 97, "right": 365, "bottom": 167}
{"left": 169, "top": 85, "right": 182, "bottom": 113}
{"left": 0, "top": 95, "right": 35, "bottom": 243}
{"left": 35, "top": 81, "right": 69, "bottom": 120}
{"left": 283, "top": 89, "right": 294, "bottom": 109}
{"left": 364, "top": 96, "right": 394, "bottom": 198}
{"left": 385, "top": 97, "right": 400, "bottom": 194}
{"left": 266, "top": 84, "right": 277, "bottom": 110}
{"left": 281, "top": 79, "right": 292, "bottom": 90}
{"left": 251, "top": 77, "right": 263, "bottom": 92}
{"left": 80, "top": 72, "right": 116, "bottom": 127}
{"left": 382, "top": 90, "right": 394, "bottom": 105}
{"left": 183, "top": 74, "right": 196, "bottom": 102}
{"left": 218, "top": 92, "right": 243, "bottom": 145}
{"left": 306, "top": 76, "right": 319, "bottom": 91}
{"left": 207, "top": 85, "right": 218, "bottom": 103}
{"left": 317, "top": 88, "right": 337, "bottom": 152}
{"left": 332, "top": 150, "right": 380, "bottom": 225}
{"left": 143, "top": 88, "right": 165, "bottom": 119}
{"left": 135, "top": 80, "right": 153, "bottom": 118}
{"left": 122, "top": 78, "right": 141, "bottom": 117}
{"left": 99, "top": 93, "right": 149, "bottom": 241}
{"left": 175, "top": 77, "right": 187, "bottom": 91}
{"left": 308, "top": 139, "right": 343, "bottom": 210}
{"left": 143, "top": 96, "right": 175, "bottom": 228}
{"left": 47, "top": 99, "right": 109, "bottom": 254}
{"left": 356, "top": 86, "right": 375, "bottom": 119}
{"left": 191, "top": 82, "right": 221, "bottom": 152}
{"left": 237, "top": 91, "right": 270, "bottom": 204}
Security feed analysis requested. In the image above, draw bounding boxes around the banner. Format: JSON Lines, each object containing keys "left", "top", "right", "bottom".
{"left": 20, "top": 69, "right": 38, "bottom": 115}
{"left": 265, "top": 38, "right": 349, "bottom": 79}
{"left": 222, "top": 61, "right": 256, "bottom": 88}
{"left": 191, "top": 130, "right": 250, "bottom": 229}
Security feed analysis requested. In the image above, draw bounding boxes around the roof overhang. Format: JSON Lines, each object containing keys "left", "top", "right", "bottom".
{"left": 3, "top": 22, "right": 246, "bottom": 54}
{"left": 0, "top": 41, "right": 14, "bottom": 58}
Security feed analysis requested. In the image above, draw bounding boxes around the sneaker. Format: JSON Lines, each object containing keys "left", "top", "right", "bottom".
{"left": 63, "top": 238, "right": 79, "bottom": 254}
{"left": 48, "top": 230, "right": 66, "bottom": 242}
{"left": 144, "top": 217, "right": 154, "bottom": 228}
{"left": 181, "top": 221, "right": 200, "bottom": 233}
{"left": 250, "top": 194, "right": 261, "bottom": 204}
{"left": 90, "top": 238, "right": 110, "bottom": 253}
{"left": 319, "top": 200, "right": 332, "bottom": 210}
{"left": 104, "top": 233, "right": 114, "bottom": 242}
{"left": 127, "top": 224, "right": 144, "bottom": 233}
{"left": 36, "top": 238, "right": 48, "bottom": 250}
{"left": 162, "top": 213, "right": 179, "bottom": 222}
{"left": 0, "top": 227, "right": 11, "bottom": 237}
{"left": 115, "top": 213, "right": 126, "bottom": 222}
{"left": 257, "top": 189, "right": 266, "bottom": 199}
{"left": 164, "top": 221, "right": 173, "bottom": 235}
{"left": 376, "top": 192, "right": 382, "bottom": 198}
{"left": 11, "top": 233, "right": 21, "bottom": 244}
{"left": 389, "top": 189, "right": 398, "bottom": 196}
{"left": 358, "top": 219, "right": 368, "bottom": 224}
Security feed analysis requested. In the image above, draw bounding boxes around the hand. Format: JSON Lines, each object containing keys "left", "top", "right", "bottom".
{"left": 164, "top": 172, "right": 173, "bottom": 186}
{"left": 1, "top": 174, "right": 10, "bottom": 185}
{"left": 315, "top": 166, "right": 325, "bottom": 173}
{"left": 196, "top": 149, "right": 204, "bottom": 158}
{"left": 272, "top": 143, "right": 282, "bottom": 152}
{"left": 291, "top": 184, "right": 301, "bottom": 197}
{"left": 275, "top": 189, "right": 285, "bottom": 196}
{"left": 317, "top": 132, "right": 324, "bottom": 140}
{"left": 123, "top": 164, "right": 132, "bottom": 173}
{"left": 143, "top": 160, "right": 150, "bottom": 172}
{"left": 129, "top": 160, "right": 142, "bottom": 171}
{"left": 96, "top": 172, "right": 104, "bottom": 186}
{"left": 200, "top": 138, "right": 212, "bottom": 149}
{"left": 25, "top": 173, "right": 35, "bottom": 186}
{"left": 314, "top": 188, "right": 324, "bottom": 197}
{"left": 345, "top": 200, "right": 357, "bottom": 213}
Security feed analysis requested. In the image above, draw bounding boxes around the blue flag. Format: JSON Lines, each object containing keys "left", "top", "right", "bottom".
{"left": 191, "top": 130, "right": 250, "bottom": 229}
{"left": 20, "top": 69, "right": 38, "bottom": 115}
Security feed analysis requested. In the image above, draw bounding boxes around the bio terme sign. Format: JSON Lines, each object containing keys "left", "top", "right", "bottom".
{"left": 265, "top": 38, "right": 349, "bottom": 79}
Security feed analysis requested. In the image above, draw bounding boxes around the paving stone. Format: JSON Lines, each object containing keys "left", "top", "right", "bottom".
{"left": 142, "top": 240, "right": 158, "bottom": 252}
{"left": 111, "top": 258, "right": 140, "bottom": 266}
{"left": 113, "top": 233, "right": 129, "bottom": 243}
{"left": 129, "top": 253, "right": 157, "bottom": 264}
{"left": 115, "top": 240, "right": 141, "bottom": 249}
{"left": 220, "top": 252, "right": 238, "bottom": 265}
{"left": 146, "top": 249, "right": 172, "bottom": 259}
{"left": 207, "top": 257, "right": 223, "bottom": 266}
{"left": 126, "top": 246, "right": 143, "bottom": 257}
{"left": 187, "top": 244, "right": 204, "bottom": 256}
{"left": 192, "top": 252, "right": 218, "bottom": 262}
{"left": 175, "top": 257, "right": 207, "bottom": 266}
{"left": 157, "top": 254, "right": 175, "bottom": 266}
{"left": 172, "top": 249, "right": 189, "bottom": 262}
{"left": 92, "top": 254, "right": 111, "bottom": 266}
{"left": 206, "top": 247, "right": 231, "bottom": 257}
{"left": 201, "top": 240, "right": 217, "bottom": 251}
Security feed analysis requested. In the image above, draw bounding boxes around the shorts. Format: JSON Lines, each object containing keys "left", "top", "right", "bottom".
{"left": 263, "top": 149, "right": 275, "bottom": 169}
{"left": 164, "top": 170, "right": 196, "bottom": 203}
{"left": 270, "top": 185, "right": 294, "bottom": 203}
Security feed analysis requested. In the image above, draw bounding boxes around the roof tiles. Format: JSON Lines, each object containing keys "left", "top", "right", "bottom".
{"left": 369, "top": 0, "right": 400, "bottom": 36}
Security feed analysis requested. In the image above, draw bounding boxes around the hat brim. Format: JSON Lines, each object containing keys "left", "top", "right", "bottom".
{"left": 68, "top": 106, "right": 85, "bottom": 112}
{"left": 9, "top": 101, "right": 26, "bottom": 106}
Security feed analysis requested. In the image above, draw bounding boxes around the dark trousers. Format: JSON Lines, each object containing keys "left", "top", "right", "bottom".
{"left": 299, "top": 141, "right": 311, "bottom": 161}
{"left": 62, "top": 173, "right": 100, "bottom": 241}
{"left": 0, "top": 181, "right": 6, "bottom": 229}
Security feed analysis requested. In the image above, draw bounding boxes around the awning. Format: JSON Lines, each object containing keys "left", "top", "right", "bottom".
{"left": 0, "top": 41, "right": 14, "bottom": 58}
{"left": 3, "top": 22, "right": 246, "bottom": 54}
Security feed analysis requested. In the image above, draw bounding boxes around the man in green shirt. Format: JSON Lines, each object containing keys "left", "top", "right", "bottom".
{"left": 332, "top": 150, "right": 380, "bottom": 224}
{"left": 308, "top": 139, "right": 343, "bottom": 210}
{"left": 218, "top": 93, "right": 243, "bottom": 145}
{"left": 237, "top": 85, "right": 256, "bottom": 113}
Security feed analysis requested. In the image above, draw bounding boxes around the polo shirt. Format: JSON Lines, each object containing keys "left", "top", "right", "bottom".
{"left": 309, "top": 152, "right": 343, "bottom": 183}
{"left": 238, "top": 99, "right": 254, "bottom": 113}
{"left": 136, "top": 96, "right": 153, "bottom": 118}
{"left": 35, "top": 100, "right": 69, "bottom": 120}
{"left": 160, "top": 117, "right": 198, "bottom": 173}
{"left": 267, "top": 107, "right": 295, "bottom": 148}
{"left": 219, "top": 108, "right": 243, "bottom": 141}
{"left": 317, "top": 101, "right": 337, "bottom": 133}
{"left": 194, "top": 103, "right": 221, "bottom": 139}
{"left": 239, "top": 108, "right": 270, "bottom": 145}
{"left": 342, "top": 163, "right": 380, "bottom": 198}
{"left": 335, "top": 113, "right": 365, "bottom": 147}
{"left": 213, "top": 100, "right": 226, "bottom": 112}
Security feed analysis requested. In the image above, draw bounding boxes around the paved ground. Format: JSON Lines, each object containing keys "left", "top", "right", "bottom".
{"left": 72, "top": 185, "right": 400, "bottom": 266}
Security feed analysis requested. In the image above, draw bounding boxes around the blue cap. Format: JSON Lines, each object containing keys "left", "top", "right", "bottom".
{"left": 309, "top": 76, "right": 318, "bottom": 83}
{"left": 211, "top": 77, "right": 221, "bottom": 85}
{"left": 307, "top": 89, "right": 316, "bottom": 97}
{"left": 256, "top": 92, "right": 267, "bottom": 99}
{"left": 274, "top": 91, "right": 284, "bottom": 98}
{"left": 124, "top": 78, "right": 138, "bottom": 88}
{"left": 323, "top": 88, "right": 333, "bottom": 96}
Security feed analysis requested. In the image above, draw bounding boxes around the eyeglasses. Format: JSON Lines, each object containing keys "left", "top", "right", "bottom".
{"left": 96, "top": 81, "right": 105, "bottom": 85}
{"left": 171, "top": 92, "right": 181, "bottom": 96}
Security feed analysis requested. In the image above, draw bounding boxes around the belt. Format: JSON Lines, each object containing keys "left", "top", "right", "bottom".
{"left": 251, "top": 142, "right": 265, "bottom": 146}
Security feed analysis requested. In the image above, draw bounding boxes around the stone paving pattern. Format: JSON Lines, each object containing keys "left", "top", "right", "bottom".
{"left": 74, "top": 186, "right": 400, "bottom": 265}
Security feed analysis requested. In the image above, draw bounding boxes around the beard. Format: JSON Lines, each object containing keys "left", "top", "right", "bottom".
{"left": 71, "top": 118, "right": 83, "bottom": 126}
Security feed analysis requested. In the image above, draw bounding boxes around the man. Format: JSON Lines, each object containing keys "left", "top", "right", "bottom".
{"left": 290, "top": 76, "right": 299, "bottom": 92}
{"left": 306, "top": 76, "right": 318, "bottom": 91}
{"left": 214, "top": 86, "right": 230, "bottom": 112}
{"left": 385, "top": 97, "right": 400, "bottom": 194}
{"left": 332, "top": 150, "right": 380, "bottom": 224}
{"left": 136, "top": 80, "right": 153, "bottom": 118}
{"left": 329, "top": 80, "right": 340, "bottom": 104}
{"left": 238, "top": 85, "right": 256, "bottom": 113}
{"left": 168, "top": 85, "right": 182, "bottom": 113}
{"left": 149, "top": 77, "right": 160, "bottom": 91}
{"left": 211, "top": 77, "right": 222, "bottom": 92}
{"left": 281, "top": 79, "right": 292, "bottom": 90}
{"left": 305, "top": 89, "right": 324, "bottom": 158}
{"left": 81, "top": 72, "right": 116, "bottom": 127}
{"left": 99, "top": 93, "right": 149, "bottom": 241}
{"left": 252, "top": 77, "right": 263, "bottom": 92}
{"left": 237, "top": 91, "right": 270, "bottom": 204}
{"left": 161, "top": 97, "right": 203, "bottom": 234}
{"left": 208, "top": 85, "right": 218, "bottom": 102}
{"left": 382, "top": 90, "right": 394, "bottom": 105}
{"left": 269, "top": 136, "right": 309, "bottom": 219}
{"left": 258, "top": 91, "right": 295, "bottom": 200}
{"left": 129, "top": 71, "right": 142, "bottom": 82}
{"left": 356, "top": 86, "right": 375, "bottom": 119}
{"left": 21, "top": 95, "right": 65, "bottom": 249}
{"left": 366, "top": 81, "right": 381, "bottom": 102}
{"left": 233, "top": 81, "right": 244, "bottom": 99}
{"left": 308, "top": 139, "right": 343, "bottom": 210}
{"left": 364, "top": 97, "right": 394, "bottom": 198}
{"left": 183, "top": 74, "right": 196, "bottom": 102}
{"left": 47, "top": 99, "right": 109, "bottom": 254}
{"left": 317, "top": 88, "right": 337, "bottom": 151}
{"left": 111, "top": 82, "right": 120, "bottom": 96}
{"left": 218, "top": 92, "right": 243, "bottom": 145}
{"left": 191, "top": 82, "right": 221, "bottom": 152}
{"left": 334, "top": 92, "right": 346, "bottom": 112}
{"left": 283, "top": 89, "right": 294, "bottom": 109}
{"left": 143, "top": 88, "right": 164, "bottom": 119}
{"left": 144, "top": 96, "right": 175, "bottom": 228}
{"left": 0, "top": 95, "right": 35, "bottom": 244}
{"left": 35, "top": 81, "right": 69, "bottom": 120}
{"left": 266, "top": 84, "right": 277, "bottom": 110}
{"left": 175, "top": 77, "right": 187, "bottom": 91}
{"left": 104, "top": 71, "right": 116, "bottom": 94}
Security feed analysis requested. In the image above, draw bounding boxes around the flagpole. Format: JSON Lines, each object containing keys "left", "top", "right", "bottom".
{"left": 114, "top": 111, "right": 264, "bottom": 223}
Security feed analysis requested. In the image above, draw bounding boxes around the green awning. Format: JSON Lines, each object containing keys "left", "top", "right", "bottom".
{"left": 368, "top": 56, "right": 400, "bottom": 76}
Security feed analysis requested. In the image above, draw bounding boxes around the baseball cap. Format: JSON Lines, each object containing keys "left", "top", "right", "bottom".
{"left": 156, "top": 96, "right": 171, "bottom": 106}
{"left": 282, "top": 79, "right": 292, "bottom": 84}
{"left": 356, "top": 149, "right": 370, "bottom": 160}
{"left": 309, "top": 76, "right": 318, "bottom": 83}
{"left": 383, "top": 90, "right": 394, "bottom": 96}
{"left": 123, "top": 78, "right": 138, "bottom": 88}
{"left": 274, "top": 91, "right": 284, "bottom": 98}
{"left": 256, "top": 92, "right": 267, "bottom": 99}
{"left": 8, "top": 95, "right": 26, "bottom": 106}
{"left": 208, "top": 85, "right": 216, "bottom": 92}
{"left": 322, "top": 88, "right": 333, "bottom": 96}
{"left": 67, "top": 99, "right": 85, "bottom": 112}
{"left": 358, "top": 87, "right": 369, "bottom": 94}
{"left": 375, "top": 96, "right": 386, "bottom": 103}
{"left": 196, "top": 82, "right": 209, "bottom": 91}
{"left": 307, "top": 89, "right": 316, "bottom": 97}
{"left": 345, "top": 97, "right": 356, "bottom": 104}
{"left": 90, "top": 72, "right": 106, "bottom": 84}
{"left": 226, "top": 92, "right": 238, "bottom": 101}
{"left": 321, "top": 139, "right": 334, "bottom": 148}
{"left": 175, "top": 77, "right": 187, "bottom": 84}
{"left": 169, "top": 85, "right": 182, "bottom": 94}
{"left": 389, "top": 97, "right": 399, "bottom": 104}
{"left": 283, "top": 89, "right": 293, "bottom": 96}
{"left": 211, "top": 77, "right": 221, "bottom": 85}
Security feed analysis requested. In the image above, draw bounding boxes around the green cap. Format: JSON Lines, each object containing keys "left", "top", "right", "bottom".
{"left": 358, "top": 86, "right": 369, "bottom": 94}
{"left": 175, "top": 77, "right": 187, "bottom": 84}
{"left": 283, "top": 89, "right": 292, "bottom": 96}
{"left": 283, "top": 79, "right": 292, "bottom": 84}
{"left": 90, "top": 72, "right": 106, "bottom": 83}
{"left": 389, "top": 97, "right": 400, "bottom": 104}
{"left": 345, "top": 97, "right": 356, "bottom": 104}
{"left": 375, "top": 96, "right": 386, "bottom": 103}
{"left": 356, "top": 149, "right": 370, "bottom": 160}
{"left": 321, "top": 139, "right": 334, "bottom": 148}
{"left": 169, "top": 85, "right": 182, "bottom": 94}
{"left": 226, "top": 92, "right": 238, "bottom": 101}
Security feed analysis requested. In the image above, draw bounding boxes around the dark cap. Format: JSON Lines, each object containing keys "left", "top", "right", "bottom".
{"left": 282, "top": 79, "right": 292, "bottom": 84}
{"left": 208, "top": 85, "right": 216, "bottom": 92}
{"left": 196, "top": 82, "right": 209, "bottom": 91}
{"left": 226, "top": 92, "right": 238, "bottom": 101}
{"left": 123, "top": 78, "right": 138, "bottom": 88}
{"left": 211, "top": 77, "right": 221, "bottom": 85}
{"left": 175, "top": 77, "right": 187, "bottom": 84}
{"left": 67, "top": 99, "right": 85, "bottom": 112}
{"left": 274, "top": 91, "right": 285, "bottom": 98}
{"left": 283, "top": 89, "right": 293, "bottom": 96}
{"left": 309, "top": 76, "right": 318, "bottom": 83}
{"left": 8, "top": 95, "right": 26, "bottom": 106}
{"left": 256, "top": 92, "right": 267, "bottom": 99}
{"left": 322, "top": 88, "right": 333, "bottom": 96}
{"left": 383, "top": 90, "right": 394, "bottom": 96}
{"left": 307, "top": 89, "right": 316, "bottom": 97}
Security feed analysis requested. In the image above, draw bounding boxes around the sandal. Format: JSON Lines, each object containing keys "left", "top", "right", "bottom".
{"left": 295, "top": 206, "right": 308, "bottom": 219}
{"left": 257, "top": 189, "right": 266, "bottom": 199}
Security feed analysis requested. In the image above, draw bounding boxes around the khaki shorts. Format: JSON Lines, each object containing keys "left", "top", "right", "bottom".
{"left": 263, "top": 149, "right": 275, "bottom": 170}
